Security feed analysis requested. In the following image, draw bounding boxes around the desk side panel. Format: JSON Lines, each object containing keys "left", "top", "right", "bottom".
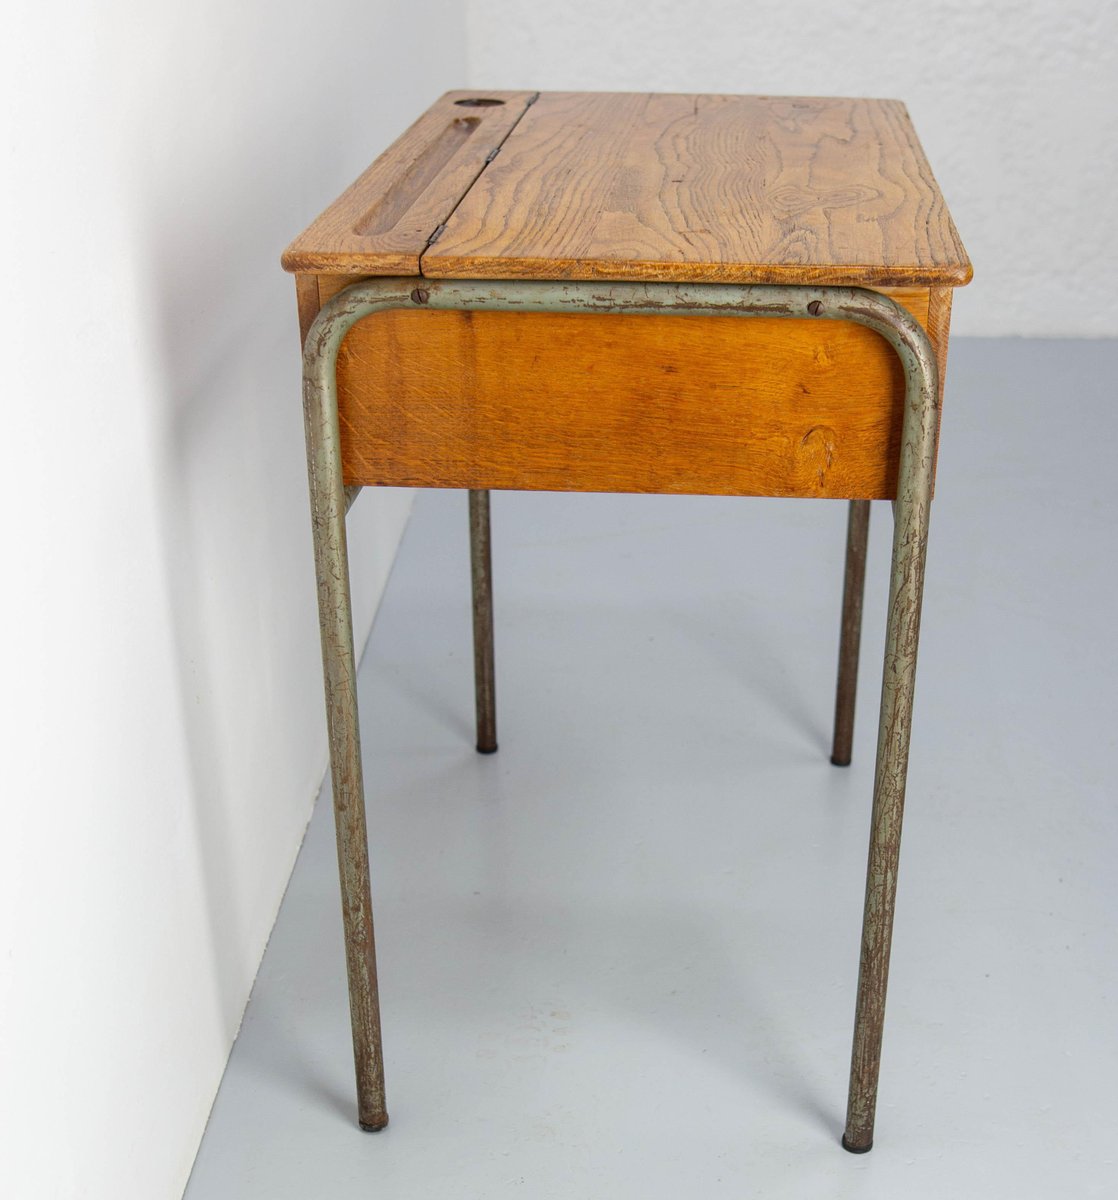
{"left": 330, "top": 287, "right": 941, "bottom": 501}
{"left": 295, "top": 274, "right": 322, "bottom": 346}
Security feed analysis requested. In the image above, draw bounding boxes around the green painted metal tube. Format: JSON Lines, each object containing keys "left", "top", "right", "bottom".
{"left": 301, "top": 276, "right": 939, "bottom": 1147}
{"left": 832, "top": 500, "right": 872, "bottom": 767}
{"left": 469, "top": 489, "right": 498, "bottom": 754}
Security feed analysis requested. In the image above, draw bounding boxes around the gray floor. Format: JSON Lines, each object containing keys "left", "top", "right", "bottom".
{"left": 186, "top": 339, "right": 1118, "bottom": 1199}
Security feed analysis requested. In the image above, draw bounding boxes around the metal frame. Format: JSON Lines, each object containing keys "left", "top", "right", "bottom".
{"left": 301, "top": 276, "right": 940, "bottom": 1150}
{"left": 832, "top": 499, "right": 871, "bottom": 767}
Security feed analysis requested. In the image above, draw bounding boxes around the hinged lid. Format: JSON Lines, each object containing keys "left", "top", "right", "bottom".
{"left": 283, "top": 91, "right": 971, "bottom": 288}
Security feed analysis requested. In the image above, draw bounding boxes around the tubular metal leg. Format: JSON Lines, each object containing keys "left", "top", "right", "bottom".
{"left": 831, "top": 500, "right": 871, "bottom": 766}
{"left": 469, "top": 489, "right": 498, "bottom": 753}
{"left": 302, "top": 348, "right": 387, "bottom": 1132}
{"left": 302, "top": 277, "right": 939, "bottom": 1146}
{"left": 843, "top": 361, "right": 938, "bottom": 1152}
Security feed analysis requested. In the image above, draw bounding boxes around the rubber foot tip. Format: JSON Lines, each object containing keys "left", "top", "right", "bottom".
{"left": 360, "top": 1115, "right": 389, "bottom": 1133}
{"left": 476, "top": 743, "right": 498, "bottom": 755}
{"left": 841, "top": 1134, "right": 872, "bottom": 1154}
{"left": 830, "top": 754, "right": 852, "bottom": 768}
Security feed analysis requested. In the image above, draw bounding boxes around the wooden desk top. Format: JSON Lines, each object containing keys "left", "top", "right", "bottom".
{"left": 283, "top": 90, "right": 971, "bottom": 288}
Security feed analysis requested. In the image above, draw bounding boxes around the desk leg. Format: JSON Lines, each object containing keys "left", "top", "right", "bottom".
{"left": 469, "top": 489, "right": 498, "bottom": 753}
{"left": 303, "top": 370, "right": 388, "bottom": 1132}
{"left": 831, "top": 500, "right": 871, "bottom": 766}
{"left": 843, "top": 495, "right": 931, "bottom": 1152}
{"left": 298, "top": 276, "right": 940, "bottom": 1148}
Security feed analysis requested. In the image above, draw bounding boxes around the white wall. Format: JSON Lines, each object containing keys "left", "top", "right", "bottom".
{"left": 466, "top": 0, "right": 1118, "bottom": 337}
{"left": 0, "top": 4, "right": 465, "bottom": 1198}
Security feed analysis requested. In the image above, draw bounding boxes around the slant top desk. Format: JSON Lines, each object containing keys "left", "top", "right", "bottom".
{"left": 282, "top": 90, "right": 971, "bottom": 1156}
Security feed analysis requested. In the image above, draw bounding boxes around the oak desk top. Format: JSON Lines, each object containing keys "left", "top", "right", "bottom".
{"left": 282, "top": 90, "right": 971, "bottom": 289}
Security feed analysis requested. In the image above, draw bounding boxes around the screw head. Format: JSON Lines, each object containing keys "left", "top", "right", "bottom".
{"left": 410, "top": 287, "right": 430, "bottom": 305}
{"left": 807, "top": 300, "right": 824, "bottom": 316}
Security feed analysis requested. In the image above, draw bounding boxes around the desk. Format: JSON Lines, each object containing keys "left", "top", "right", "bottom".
{"left": 282, "top": 91, "right": 971, "bottom": 1153}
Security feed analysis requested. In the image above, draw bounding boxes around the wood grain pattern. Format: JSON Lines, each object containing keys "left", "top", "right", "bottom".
{"left": 423, "top": 92, "right": 972, "bottom": 287}
{"left": 332, "top": 288, "right": 939, "bottom": 500}
{"left": 295, "top": 273, "right": 322, "bottom": 345}
{"left": 281, "top": 91, "right": 536, "bottom": 275}
{"left": 925, "top": 286, "right": 954, "bottom": 487}
{"left": 926, "top": 287, "right": 954, "bottom": 405}
{"left": 287, "top": 92, "right": 966, "bottom": 501}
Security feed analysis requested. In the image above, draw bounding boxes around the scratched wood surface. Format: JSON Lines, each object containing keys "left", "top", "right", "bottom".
{"left": 422, "top": 92, "right": 972, "bottom": 287}
{"left": 331, "top": 287, "right": 936, "bottom": 500}
{"left": 285, "top": 91, "right": 971, "bottom": 288}
{"left": 287, "top": 92, "right": 967, "bottom": 500}
{"left": 281, "top": 91, "right": 537, "bottom": 276}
